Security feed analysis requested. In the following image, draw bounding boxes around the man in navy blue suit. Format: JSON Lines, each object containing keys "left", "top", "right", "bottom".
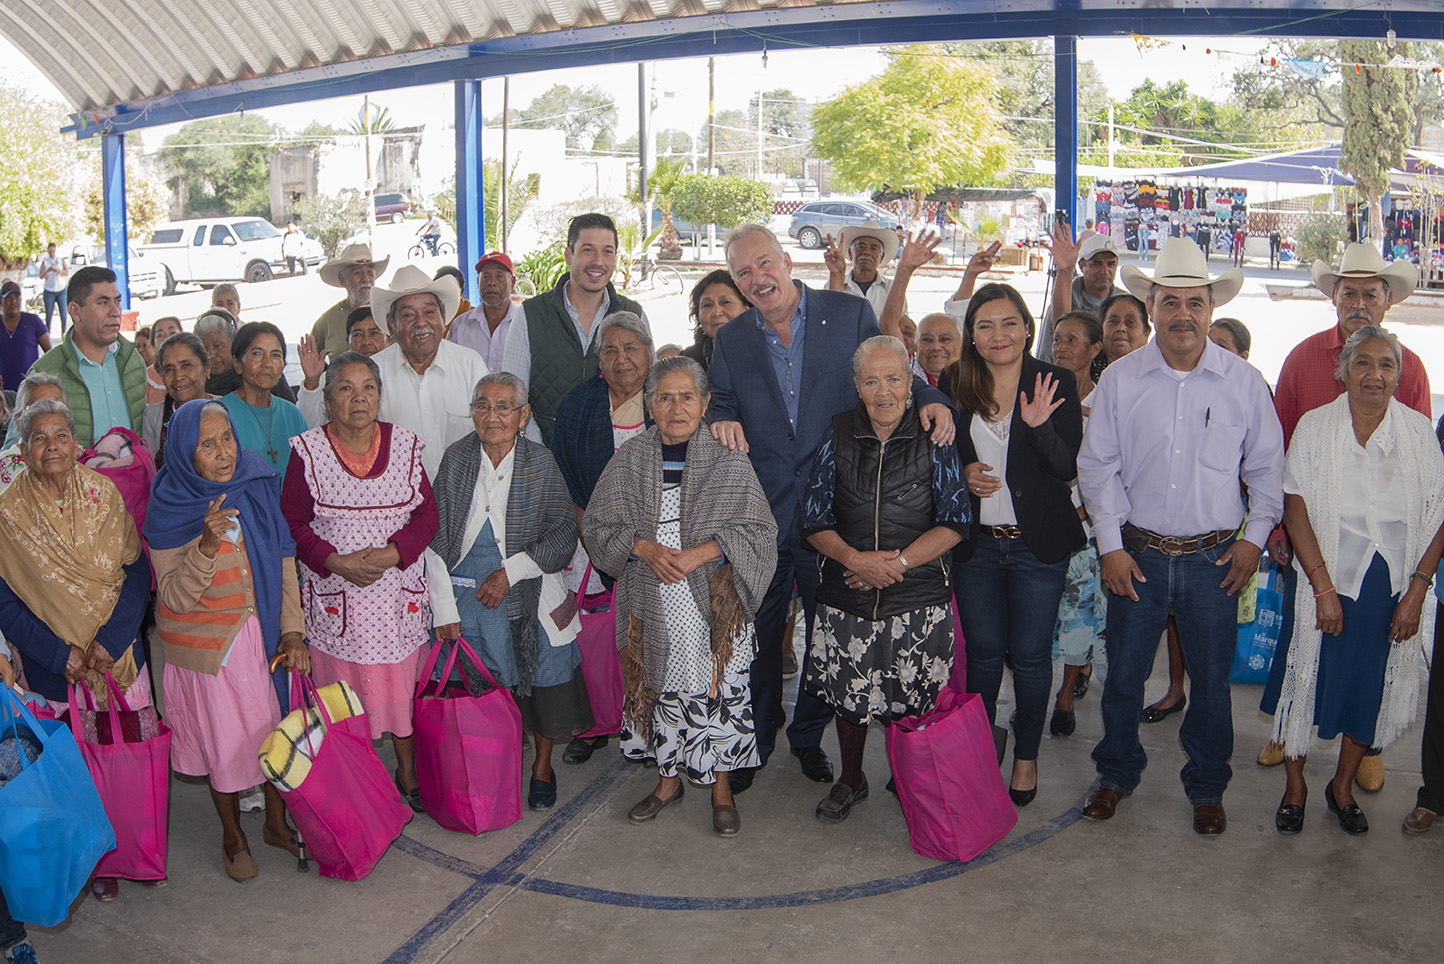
{"left": 709, "top": 224, "right": 956, "bottom": 793}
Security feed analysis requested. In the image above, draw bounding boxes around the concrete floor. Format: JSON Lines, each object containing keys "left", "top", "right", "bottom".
{"left": 23, "top": 640, "right": 1442, "bottom": 964}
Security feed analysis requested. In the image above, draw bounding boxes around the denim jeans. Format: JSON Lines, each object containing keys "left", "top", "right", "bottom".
{"left": 1092, "top": 538, "right": 1239, "bottom": 802}
{"left": 954, "top": 535, "right": 1068, "bottom": 761}
{"left": 0, "top": 886, "right": 25, "bottom": 952}
{"left": 42, "top": 289, "right": 66, "bottom": 332}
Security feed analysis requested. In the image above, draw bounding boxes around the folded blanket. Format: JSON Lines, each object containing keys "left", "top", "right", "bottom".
{"left": 258, "top": 681, "right": 363, "bottom": 792}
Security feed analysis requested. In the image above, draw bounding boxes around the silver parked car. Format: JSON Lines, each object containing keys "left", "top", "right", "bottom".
{"left": 787, "top": 199, "right": 904, "bottom": 249}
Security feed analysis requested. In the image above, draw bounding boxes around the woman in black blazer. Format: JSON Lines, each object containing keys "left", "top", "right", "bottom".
{"left": 942, "top": 283, "right": 1085, "bottom": 807}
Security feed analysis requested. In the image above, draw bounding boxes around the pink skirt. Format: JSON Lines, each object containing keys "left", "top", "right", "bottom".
{"left": 309, "top": 644, "right": 428, "bottom": 740}
{"left": 163, "top": 618, "right": 282, "bottom": 794}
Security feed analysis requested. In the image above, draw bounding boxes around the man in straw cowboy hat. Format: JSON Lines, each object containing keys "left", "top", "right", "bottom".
{"left": 1255, "top": 243, "right": 1432, "bottom": 787}
{"left": 310, "top": 242, "right": 391, "bottom": 359}
{"left": 369, "top": 264, "right": 490, "bottom": 477}
{"left": 824, "top": 221, "right": 914, "bottom": 333}
{"left": 1077, "top": 236, "right": 1285, "bottom": 835}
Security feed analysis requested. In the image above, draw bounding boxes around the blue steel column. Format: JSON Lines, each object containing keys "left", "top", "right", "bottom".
{"left": 1054, "top": 36, "right": 1079, "bottom": 229}
{"left": 454, "top": 79, "right": 484, "bottom": 305}
{"left": 100, "top": 132, "right": 130, "bottom": 309}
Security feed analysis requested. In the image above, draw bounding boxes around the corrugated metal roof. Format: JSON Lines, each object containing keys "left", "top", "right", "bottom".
{"left": 0, "top": 0, "right": 844, "bottom": 111}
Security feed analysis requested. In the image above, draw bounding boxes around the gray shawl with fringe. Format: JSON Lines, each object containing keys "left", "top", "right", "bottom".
{"left": 582, "top": 423, "right": 777, "bottom": 734}
{"left": 429, "top": 433, "right": 578, "bottom": 695}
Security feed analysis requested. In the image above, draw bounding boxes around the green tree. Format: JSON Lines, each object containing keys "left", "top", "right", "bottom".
{"left": 159, "top": 115, "right": 279, "bottom": 218}
{"left": 698, "top": 108, "right": 754, "bottom": 177}
{"left": 810, "top": 46, "right": 1013, "bottom": 216}
{"left": 0, "top": 81, "right": 76, "bottom": 269}
{"left": 942, "top": 40, "right": 1108, "bottom": 154}
{"left": 696, "top": 90, "right": 812, "bottom": 178}
{"left": 492, "top": 85, "right": 618, "bottom": 152}
{"left": 480, "top": 163, "right": 539, "bottom": 251}
{"left": 669, "top": 174, "right": 774, "bottom": 232}
{"left": 630, "top": 157, "right": 688, "bottom": 259}
{"left": 293, "top": 190, "right": 368, "bottom": 258}
{"left": 1338, "top": 40, "right": 1416, "bottom": 245}
{"left": 82, "top": 156, "right": 169, "bottom": 242}
{"left": 292, "top": 121, "right": 341, "bottom": 148}
{"left": 347, "top": 103, "right": 396, "bottom": 135}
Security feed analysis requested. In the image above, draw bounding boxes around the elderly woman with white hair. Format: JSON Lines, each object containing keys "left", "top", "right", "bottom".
{"left": 799, "top": 335, "right": 970, "bottom": 823}
{"left": 1267, "top": 325, "right": 1444, "bottom": 836}
{"left": 583, "top": 356, "right": 777, "bottom": 836}
{"left": 426, "top": 371, "right": 589, "bottom": 811}
{"left": 198, "top": 308, "right": 296, "bottom": 402}
{"left": 0, "top": 373, "right": 66, "bottom": 492}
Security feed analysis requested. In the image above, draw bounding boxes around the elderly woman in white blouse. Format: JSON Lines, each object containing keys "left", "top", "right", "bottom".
{"left": 1268, "top": 326, "right": 1444, "bottom": 836}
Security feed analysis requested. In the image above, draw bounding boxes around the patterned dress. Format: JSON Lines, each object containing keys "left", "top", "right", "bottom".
{"left": 1053, "top": 389, "right": 1106, "bottom": 667}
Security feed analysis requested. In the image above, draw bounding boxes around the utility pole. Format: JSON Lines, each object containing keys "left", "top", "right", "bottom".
{"left": 707, "top": 57, "right": 716, "bottom": 175}
{"left": 755, "top": 85, "right": 765, "bottom": 181}
{"left": 500, "top": 77, "right": 510, "bottom": 253}
{"left": 364, "top": 94, "right": 376, "bottom": 234}
{"left": 1107, "top": 101, "right": 1116, "bottom": 169}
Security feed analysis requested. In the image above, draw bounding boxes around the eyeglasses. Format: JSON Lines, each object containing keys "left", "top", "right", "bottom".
{"left": 471, "top": 400, "right": 517, "bottom": 416}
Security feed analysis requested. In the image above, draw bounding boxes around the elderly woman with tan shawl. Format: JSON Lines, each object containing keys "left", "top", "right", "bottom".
{"left": 0, "top": 399, "right": 152, "bottom": 902}
{"left": 1268, "top": 327, "right": 1444, "bottom": 837}
{"left": 582, "top": 356, "right": 777, "bottom": 837}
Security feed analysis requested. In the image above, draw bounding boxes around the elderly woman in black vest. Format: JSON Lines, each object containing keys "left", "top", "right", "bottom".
{"left": 799, "top": 335, "right": 971, "bottom": 823}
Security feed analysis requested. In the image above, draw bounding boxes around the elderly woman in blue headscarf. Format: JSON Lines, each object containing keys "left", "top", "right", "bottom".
{"left": 145, "top": 399, "right": 309, "bottom": 882}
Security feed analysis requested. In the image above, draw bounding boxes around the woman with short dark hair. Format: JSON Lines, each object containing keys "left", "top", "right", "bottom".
{"left": 220, "top": 322, "right": 307, "bottom": 487}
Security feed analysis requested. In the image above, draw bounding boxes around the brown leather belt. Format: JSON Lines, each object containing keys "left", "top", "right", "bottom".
{"left": 1122, "top": 523, "right": 1234, "bottom": 556}
{"left": 981, "top": 524, "right": 1025, "bottom": 540}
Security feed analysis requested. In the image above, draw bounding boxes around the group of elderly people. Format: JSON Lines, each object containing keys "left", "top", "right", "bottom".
{"left": 2, "top": 217, "right": 1443, "bottom": 964}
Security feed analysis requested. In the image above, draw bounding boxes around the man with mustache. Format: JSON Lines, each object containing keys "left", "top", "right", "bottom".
{"left": 824, "top": 222, "right": 910, "bottom": 334}
{"left": 311, "top": 243, "right": 389, "bottom": 359}
{"left": 501, "top": 213, "right": 648, "bottom": 445}
{"left": 1038, "top": 229, "right": 1125, "bottom": 363}
{"left": 1257, "top": 244, "right": 1430, "bottom": 790}
{"left": 447, "top": 252, "right": 517, "bottom": 372}
{"left": 1077, "top": 237, "right": 1283, "bottom": 835}
{"left": 708, "top": 223, "right": 956, "bottom": 794}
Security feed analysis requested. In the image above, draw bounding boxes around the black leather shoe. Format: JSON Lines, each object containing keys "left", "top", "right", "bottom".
{"left": 816, "top": 776, "right": 869, "bottom": 822}
{"left": 527, "top": 777, "right": 557, "bottom": 811}
{"left": 1325, "top": 780, "right": 1368, "bottom": 834}
{"left": 1049, "top": 708, "right": 1076, "bottom": 737}
{"left": 562, "top": 735, "right": 608, "bottom": 765}
{"left": 792, "top": 746, "right": 834, "bottom": 783}
{"left": 1141, "top": 694, "right": 1186, "bottom": 724}
{"left": 1073, "top": 669, "right": 1092, "bottom": 701}
{"left": 728, "top": 766, "right": 757, "bottom": 795}
{"left": 1275, "top": 791, "right": 1306, "bottom": 835}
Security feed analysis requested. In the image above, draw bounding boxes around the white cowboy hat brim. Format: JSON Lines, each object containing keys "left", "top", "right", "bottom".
{"left": 839, "top": 223, "right": 900, "bottom": 265}
{"left": 319, "top": 247, "right": 391, "bottom": 287}
{"left": 1118, "top": 237, "right": 1244, "bottom": 307}
{"left": 369, "top": 264, "right": 461, "bottom": 329}
{"left": 1311, "top": 252, "right": 1418, "bottom": 304}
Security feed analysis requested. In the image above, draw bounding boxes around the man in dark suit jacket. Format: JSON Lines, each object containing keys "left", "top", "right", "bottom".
{"left": 708, "top": 224, "right": 955, "bottom": 792}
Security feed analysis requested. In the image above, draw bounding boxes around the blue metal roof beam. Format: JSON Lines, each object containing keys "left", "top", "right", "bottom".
{"left": 63, "top": 1, "right": 1444, "bottom": 138}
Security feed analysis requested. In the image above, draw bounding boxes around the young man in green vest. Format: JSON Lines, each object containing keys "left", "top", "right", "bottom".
{"left": 25, "top": 265, "right": 146, "bottom": 448}
{"left": 500, "top": 213, "right": 648, "bottom": 444}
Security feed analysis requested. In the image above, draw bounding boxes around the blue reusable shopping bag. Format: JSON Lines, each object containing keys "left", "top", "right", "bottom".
{"left": 1231, "top": 563, "right": 1285, "bottom": 685}
{"left": 0, "top": 686, "right": 116, "bottom": 927}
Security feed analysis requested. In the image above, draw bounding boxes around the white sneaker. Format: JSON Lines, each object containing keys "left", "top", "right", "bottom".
{"left": 239, "top": 786, "right": 264, "bottom": 812}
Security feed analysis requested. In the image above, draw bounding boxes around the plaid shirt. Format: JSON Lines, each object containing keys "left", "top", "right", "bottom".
{"left": 1274, "top": 323, "right": 1431, "bottom": 448}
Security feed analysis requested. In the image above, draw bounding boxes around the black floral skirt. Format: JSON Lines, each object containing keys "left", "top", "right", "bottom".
{"left": 805, "top": 603, "right": 954, "bottom": 726}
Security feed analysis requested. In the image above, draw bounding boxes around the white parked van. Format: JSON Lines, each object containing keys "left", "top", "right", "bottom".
{"left": 140, "top": 217, "right": 324, "bottom": 294}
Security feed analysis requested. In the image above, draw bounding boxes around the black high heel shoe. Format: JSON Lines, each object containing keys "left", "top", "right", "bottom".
{"left": 1008, "top": 785, "right": 1037, "bottom": 808}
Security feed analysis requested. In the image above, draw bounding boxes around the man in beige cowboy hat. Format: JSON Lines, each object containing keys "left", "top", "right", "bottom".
{"left": 1078, "top": 236, "right": 1284, "bottom": 836}
{"left": 1255, "top": 242, "right": 1432, "bottom": 786}
{"left": 370, "top": 264, "right": 489, "bottom": 477}
{"left": 310, "top": 242, "right": 390, "bottom": 359}
{"left": 825, "top": 221, "right": 915, "bottom": 334}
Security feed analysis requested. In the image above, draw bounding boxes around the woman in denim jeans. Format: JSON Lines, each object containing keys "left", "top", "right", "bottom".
{"left": 942, "top": 284, "right": 1085, "bottom": 807}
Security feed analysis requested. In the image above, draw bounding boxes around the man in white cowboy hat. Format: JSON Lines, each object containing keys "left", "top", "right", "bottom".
{"left": 1255, "top": 242, "right": 1431, "bottom": 785}
{"left": 369, "top": 264, "right": 489, "bottom": 477}
{"left": 825, "top": 221, "right": 913, "bottom": 333}
{"left": 310, "top": 242, "right": 390, "bottom": 359}
{"left": 1037, "top": 225, "right": 1125, "bottom": 363}
{"left": 1077, "top": 236, "right": 1284, "bottom": 836}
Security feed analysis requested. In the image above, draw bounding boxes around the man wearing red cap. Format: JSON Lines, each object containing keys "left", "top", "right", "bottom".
{"left": 447, "top": 252, "right": 516, "bottom": 372}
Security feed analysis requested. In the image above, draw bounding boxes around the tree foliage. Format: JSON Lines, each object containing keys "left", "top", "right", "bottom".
{"left": 1338, "top": 40, "right": 1416, "bottom": 244}
{"left": 82, "top": 156, "right": 169, "bottom": 242}
{"left": 669, "top": 174, "right": 774, "bottom": 231}
{"left": 1085, "top": 78, "right": 1264, "bottom": 168}
{"left": 941, "top": 40, "right": 1108, "bottom": 153}
{"left": 159, "top": 115, "right": 279, "bottom": 219}
{"left": 493, "top": 85, "right": 618, "bottom": 152}
{"left": 482, "top": 163, "right": 540, "bottom": 252}
{"left": 347, "top": 103, "right": 396, "bottom": 135}
{"left": 0, "top": 81, "right": 77, "bottom": 269}
{"left": 293, "top": 190, "right": 368, "bottom": 258}
{"left": 630, "top": 157, "right": 688, "bottom": 258}
{"left": 1293, "top": 212, "right": 1347, "bottom": 266}
{"left": 810, "top": 47, "right": 1012, "bottom": 215}
{"left": 697, "top": 89, "right": 812, "bottom": 178}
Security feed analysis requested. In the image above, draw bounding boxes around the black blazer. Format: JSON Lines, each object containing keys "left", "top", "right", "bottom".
{"left": 946, "top": 354, "right": 1085, "bottom": 565}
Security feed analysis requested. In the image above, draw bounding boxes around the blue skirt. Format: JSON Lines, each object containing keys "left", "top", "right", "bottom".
{"left": 1312, "top": 554, "right": 1397, "bottom": 745}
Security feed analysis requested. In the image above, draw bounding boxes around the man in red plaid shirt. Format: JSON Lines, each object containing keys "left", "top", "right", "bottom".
{"left": 1260, "top": 242, "right": 1431, "bottom": 787}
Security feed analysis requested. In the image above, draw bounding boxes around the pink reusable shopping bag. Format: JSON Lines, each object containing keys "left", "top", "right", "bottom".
{"left": 413, "top": 636, "right": 523, "bottom": 835}
{"left": 68, "top": 675, "right": 171, "bottom": 881}
{"left": 574, "top": 564, "right": 623, "bottom": 739}
{"left": 278, "top": 672, "right": 411, "bottom": 881}
{"left": 885, "top": 688, "right": 1016, "bottom": 863}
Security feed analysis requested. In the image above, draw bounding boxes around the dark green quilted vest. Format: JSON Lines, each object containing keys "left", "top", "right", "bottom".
{"left": 522, "top": 273, "right": 642, "bottom": 445}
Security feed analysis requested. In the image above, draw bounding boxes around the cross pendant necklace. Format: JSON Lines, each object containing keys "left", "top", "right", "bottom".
{"left": 243, "top": 395, "right": 279, "bottom": 464}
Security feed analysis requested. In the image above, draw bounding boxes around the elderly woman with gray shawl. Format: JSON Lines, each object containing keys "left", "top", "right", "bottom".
{"left": 582, "top": 356, "right": 777, "bottom": 838}
{"left": 1268, "top": 326, "right": 1444, "bottom": 837}
{"left": 425, "top": 372, "right": 589, "bottom": 812}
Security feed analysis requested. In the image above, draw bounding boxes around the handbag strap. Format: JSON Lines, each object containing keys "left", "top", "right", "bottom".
{"left": 415, "top": 638, "right": 447, "bottom": 695}
{"left": 1, "top": 687, "right": 42, "bottom": 772}
{"left": 575, "top": 562, "right": 594, "bottom": 608}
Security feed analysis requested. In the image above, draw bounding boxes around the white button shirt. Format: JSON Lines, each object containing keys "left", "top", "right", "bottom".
{"left": 374, "top": 339, "right": 490, "bottom": 478}
{"left": 844, "top": 272, "right": 905, "bottom": 322}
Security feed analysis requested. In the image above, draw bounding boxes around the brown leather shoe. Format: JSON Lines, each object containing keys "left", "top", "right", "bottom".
{"left": 1193, "top": 801, "right": 1227, "bottom": 835}
{"left": 1256, "top": 740, "right": 1285, "bottom": 767}
{"left": 1081, "top": 785, "right": 1127, "bottom": 821}
{"left": 1355, "top": 754, "right": 1385, "bottom": 792}
{"left": 1402, "top": 806, "right": 1437, "bottom": 836}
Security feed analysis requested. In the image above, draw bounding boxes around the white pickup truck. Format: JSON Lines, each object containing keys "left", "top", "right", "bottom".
{"left": 140, "top": 217, "right": 324, "bottom": 294}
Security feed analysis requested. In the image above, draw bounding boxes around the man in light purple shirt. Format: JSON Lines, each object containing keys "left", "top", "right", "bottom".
{"left": 447, "top": 252, "right": 517, "bottom": 372}
{"left": 1076, "top": 237, "right": 1284, "bottom": 836}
